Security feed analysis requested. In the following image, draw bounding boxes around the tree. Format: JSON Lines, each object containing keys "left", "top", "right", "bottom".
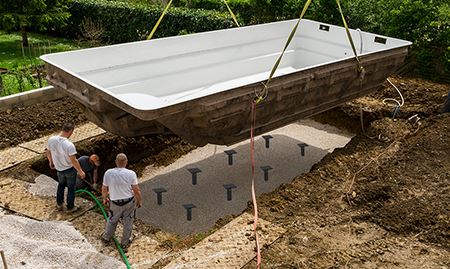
{"left": 0, "top": 0, "right": 70, "bottom": 47}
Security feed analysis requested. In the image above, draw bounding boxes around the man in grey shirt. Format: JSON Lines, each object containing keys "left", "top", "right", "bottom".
{"left": 102, "top": 153, "right": 142, "bottom": 250}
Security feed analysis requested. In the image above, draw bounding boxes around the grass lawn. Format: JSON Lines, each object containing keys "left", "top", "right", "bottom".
{"left": 0, "top": 31, "right": 87, "bottom": 96}
{"left": 0, "top": 30, "right": 86, "bottom": 69}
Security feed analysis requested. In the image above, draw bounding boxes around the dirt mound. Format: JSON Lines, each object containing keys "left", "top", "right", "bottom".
{"left": 242, "top": 77, "right": 450, "bottom": 268}
{"left": 366, "top": 117, "right": 415, "bottom": 141}
{"left": 0, "top": 97, "right": 86, "bottom": 149}
{"left": 354, "top": 115, "right": 450, "bottom": 248}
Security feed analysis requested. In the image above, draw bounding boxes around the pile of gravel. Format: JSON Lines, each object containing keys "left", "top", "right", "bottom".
{"left": 0, "top": 215, "right": 125, "bottom": 269}
{"left": 28, "top": 174, "right": 58, "bottom": 197}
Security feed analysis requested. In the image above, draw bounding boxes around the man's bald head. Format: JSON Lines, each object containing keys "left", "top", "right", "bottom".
{"left": 115, "top": 153, "right": 128, "bottom": 168}
{"left": 89, "top": 154, "right": 100, "bottom": 166}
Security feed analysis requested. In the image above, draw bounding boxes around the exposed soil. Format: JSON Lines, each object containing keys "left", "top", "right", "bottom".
{"left": 1, "top": 75, "right": 449, "bottom": 268}
{"left": 241, "top": 76, "right": 450, "bottom": 268}
{"left": 0, "top": 97, "right": 86, "bottom": 149}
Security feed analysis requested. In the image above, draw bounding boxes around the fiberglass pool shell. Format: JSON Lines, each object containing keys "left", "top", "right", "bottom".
{"left": 41, "top": 19, "right": 412, "bottom": 146}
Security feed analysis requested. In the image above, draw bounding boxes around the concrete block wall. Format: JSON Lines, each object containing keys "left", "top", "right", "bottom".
{"left": 0, "top": 86, "right": 66, "bottom": 112}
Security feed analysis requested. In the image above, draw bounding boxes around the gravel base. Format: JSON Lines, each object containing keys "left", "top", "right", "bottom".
{"left": 137, "top": 119, "right": 353, "bottom": 234}
{"left": 28, "top": 174, "right": 59, "bottom": 197}
{"left": 141, "top": 119, "right": 353, "bottom": 180}
{"left": 0, "top": 215, "right": 125, "bottom": 269}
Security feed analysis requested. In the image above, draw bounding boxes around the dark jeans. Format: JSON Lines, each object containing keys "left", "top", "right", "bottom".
{"left": 56, "top": 167, "right": 77, "bottom": 209}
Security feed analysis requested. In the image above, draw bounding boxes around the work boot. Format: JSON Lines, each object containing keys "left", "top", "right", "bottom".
{"left": 66, "top": 206, "right": 78, "bottom": 213}
{"left": 120, "top": 240, "right": 132, "bottom": 252}
{"left": 101, "top": 235, "right": 111, "bottom": 246}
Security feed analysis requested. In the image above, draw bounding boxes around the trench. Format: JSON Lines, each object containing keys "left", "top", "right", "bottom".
{"left": 31, "top": 133, "right": 195, "bottom": 183}
{"left": 30, "top": 119, "right": 353, "bottom": 235}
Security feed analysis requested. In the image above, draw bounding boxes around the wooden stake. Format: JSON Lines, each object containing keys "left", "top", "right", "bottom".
{"left": 0, "top": 250, "right": 8, "bottom": 269}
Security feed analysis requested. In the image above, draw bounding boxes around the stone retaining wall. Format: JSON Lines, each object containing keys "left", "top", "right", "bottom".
{"left": 0, "top": 86, "right": 65, "bottom": 112}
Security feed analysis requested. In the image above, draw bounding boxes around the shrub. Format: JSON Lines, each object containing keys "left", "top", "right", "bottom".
{"left": 55, "top": 0, "right": 235, "bottom": 43}
{"left": 342, "top": 0, "right": 449, "bottom": 82}
{"left": 383, "top": 1, "right": 449, "bottom": 81}
{"left": 173, "top": 0, "right": 252, "bottom": 24}
{"left": 50, "top": 0, "right": 448, "bottom": 81}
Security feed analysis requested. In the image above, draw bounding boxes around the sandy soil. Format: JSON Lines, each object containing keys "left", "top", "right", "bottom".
{"left": 1, "top": 76, "right": 449, "bottom": 268}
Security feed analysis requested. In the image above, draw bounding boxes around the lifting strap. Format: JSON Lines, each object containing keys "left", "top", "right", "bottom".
{"left": 256, "top": 0, "right": 365, "bottom": 104}
{"left": 250, "top": 4, "right": 365, "bottom": 265}
{"left": 250, "top": 3, "right": 313, "bottom": 268}
{"left": 336, "top": 0, "right": 364, "bottom": 74}
{"left": 222, "top": 0, "right": 240, "bottom": 27}
{"left": 255, "top": 0, "right": 313, "bottom": 104}
{"left": 147, "top": 0, "right": 174, "bottom": 40}
{"left": 147, "top": 0, "right": 240, "bottom": 40}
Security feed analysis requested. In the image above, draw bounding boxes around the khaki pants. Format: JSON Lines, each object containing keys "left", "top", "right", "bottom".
{"left": 103, "top": 199, "right": 135, "bottom": 245}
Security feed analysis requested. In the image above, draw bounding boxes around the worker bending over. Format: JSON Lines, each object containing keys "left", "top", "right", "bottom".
{"left": 76, "top": 154, "right": 101, "bottom": 190}
{"left": 101, "top": 153, "right": 142, "bottom": 250}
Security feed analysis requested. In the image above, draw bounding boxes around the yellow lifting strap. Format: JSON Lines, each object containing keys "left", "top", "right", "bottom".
{"left": 222, "top": 0, "right": 240, "bottom": 27}
{"left": 256, "top": 0, "right": 365, "bottom": 104}
{"left": 256, "top": 0, "right": 313, "bottom": 104}
{"left": 147, "top": 0, "right": 239, "bottom": 40}
{"left": 336, "top": 0, "right": 364, "bottom": 73}
{"left": 147, "top": 0, "right": 174, "bottom": 40}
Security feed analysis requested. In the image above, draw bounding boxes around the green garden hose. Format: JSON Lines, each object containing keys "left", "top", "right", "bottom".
{"left": 75, "top": 189, "right": 131, "bottom": 269}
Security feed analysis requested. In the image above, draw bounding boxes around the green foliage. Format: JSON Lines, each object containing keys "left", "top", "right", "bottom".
{"left": 382, "top": 0, "right": 449, "bottom": 80}
{"left": 342, "top": 0, "right": 449, "bottom": 82}
{"left": 176, "top": 0, "right": 224, "bottom": 10}
{"left": 0, "top": 0, "right": 71, "bottom": 46}
{"left": 0, "top": 67, "right": 44, "bottom": 96}
{"left": 171, "top": 0, "right": 449, "bottom": 81}
{"left": 57, "top": 0, "right": 235, "bottom": 44}
{"left": 0, "top": 30, "right": 85, "bottom": 95}
{"left": 0, "top": 30, "right": 85, "bottom": 69}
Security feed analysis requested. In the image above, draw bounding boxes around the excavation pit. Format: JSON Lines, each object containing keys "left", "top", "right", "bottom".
{"left": 27, "top": 120, "right": 352, "bottom": 236}
{"left": 30, "top": 133, "right": 190, "bottom": 184}
{"left": 137, "top": 120, "right": 353, "bottom": 234}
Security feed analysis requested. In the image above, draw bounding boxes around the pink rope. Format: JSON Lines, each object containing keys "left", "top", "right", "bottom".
{"left": 250, "top": 101, "right": 261, "bottom": 268}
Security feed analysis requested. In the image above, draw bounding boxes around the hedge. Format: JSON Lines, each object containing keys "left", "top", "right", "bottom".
{"left": 56, "top": 0, "right": 235, "bottom": 44}
{"left": 171, "top": 0, "right": 449, "bottom": 82}
{"left": 174, "top": 0, "right": 253, "bottom": 24}
{"left": 45, "top": 0, "right": 449, "bottom": 82}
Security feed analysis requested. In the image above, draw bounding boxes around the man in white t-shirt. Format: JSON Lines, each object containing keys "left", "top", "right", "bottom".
{"left": 101, "top": 153, "right": 142, "bottom": 250}
{"left": 46, "top": 122, "right": 85, "bottom": 212}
